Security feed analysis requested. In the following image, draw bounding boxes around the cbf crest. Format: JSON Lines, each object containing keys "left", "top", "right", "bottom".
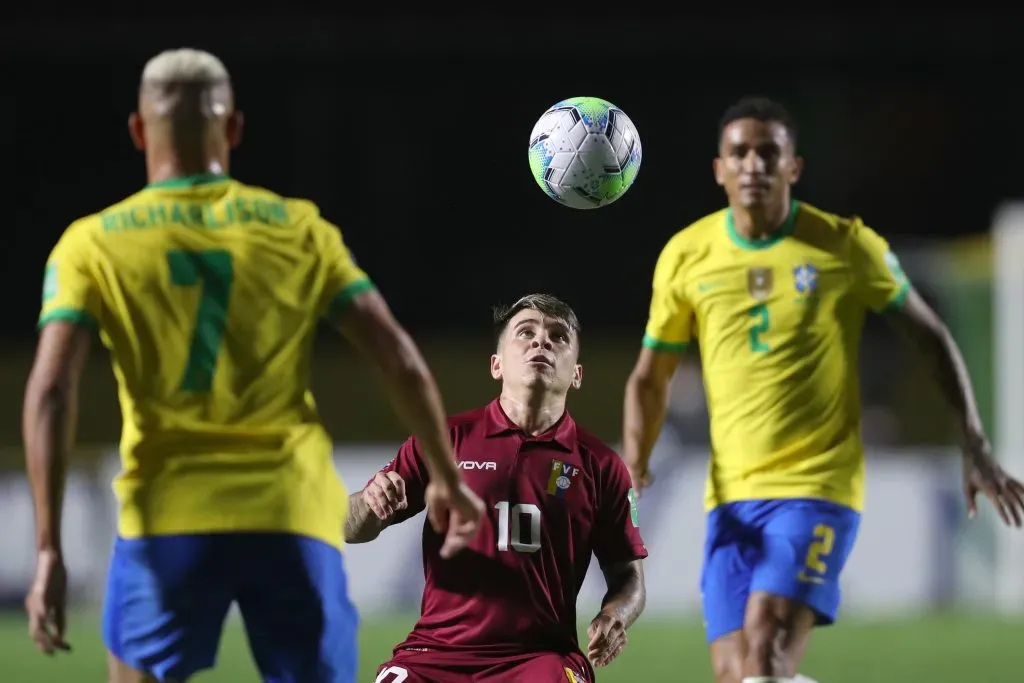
{"left": 793, "top": 264, "right": 819, "bottom": 295}
{"left": 747, "top": 267, "right": 773, "bottom": 300}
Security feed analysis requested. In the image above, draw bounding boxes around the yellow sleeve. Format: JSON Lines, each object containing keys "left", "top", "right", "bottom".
{"left": 38, "top": 224, "right": 102, "bottom": 332}
{"left": 309, "top": 213, "right": 375, "bottom": 321}
{"left": 642, "top": 235, "right": 692, "bottom": 353}
{"left": 849, "top": 221, "right": 910, "bottom": 312}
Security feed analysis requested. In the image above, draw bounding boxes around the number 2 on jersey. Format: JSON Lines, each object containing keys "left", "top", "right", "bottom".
{"left": 167, "top": 249, "right": 234, "bottom": 392}
{"left": 804, "top": 523, "right": 836, "bottom": 575}
{"left": 748, "top": 302, "right": 770, "bottom": 352}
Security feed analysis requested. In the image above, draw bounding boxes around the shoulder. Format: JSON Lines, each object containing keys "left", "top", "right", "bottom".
{"left": 796, "top": 200, "right": 881, "bottom": 250}
{"left": 574, "top": 424, "right": 628, "bottom": 475}
{"left": 654, "top": 208, "right": 727, "bottom": 270}
{"left": 52, "top": 192, "right": 148, "bottom": 253}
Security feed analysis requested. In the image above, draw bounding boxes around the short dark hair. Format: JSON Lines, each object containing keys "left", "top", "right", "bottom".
{"left": 492, "top": 293, "right": 581, "bottom": 348}
{"left": 718, "top": 96, "right": 797, "bottom": 149}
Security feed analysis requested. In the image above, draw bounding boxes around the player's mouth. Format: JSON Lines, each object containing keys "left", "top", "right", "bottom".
{"left": 527, "top": 355, "right": 554, "bottom": 367}
{"left": 740, "top": 178, "right": 771, "bottom": 191}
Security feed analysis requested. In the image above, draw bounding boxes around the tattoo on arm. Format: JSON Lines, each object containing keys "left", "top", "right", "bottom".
{"left": 599, "top": 560, "right": 646, "bottom": 628}
{"left": 344, "top": 491, "right": 386, "bottom": 544}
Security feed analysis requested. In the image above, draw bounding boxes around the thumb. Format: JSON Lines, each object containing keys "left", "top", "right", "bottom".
{"left": 964, "top": 482, "right": 979, "bottom": 520}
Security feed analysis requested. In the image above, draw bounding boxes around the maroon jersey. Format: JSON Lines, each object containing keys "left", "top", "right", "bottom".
{"left": 371, "top": 399, "right": 648, "bottom": 664}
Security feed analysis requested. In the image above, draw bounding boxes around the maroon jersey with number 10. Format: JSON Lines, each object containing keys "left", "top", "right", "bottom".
{"left": 371, "top": 399, "right": 648, "bottom": 667}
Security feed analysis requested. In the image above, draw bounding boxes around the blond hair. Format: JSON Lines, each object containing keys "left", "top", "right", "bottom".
{"left": 141, "top": 48, "right": 230, "bottom": 85}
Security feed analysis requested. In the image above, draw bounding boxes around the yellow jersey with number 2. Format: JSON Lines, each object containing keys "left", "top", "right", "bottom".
{"left": 643, "top": 200, "right": 910, "bottom": 512}
{"left": 37, "top": 174, "right": 372, "bottom": 549}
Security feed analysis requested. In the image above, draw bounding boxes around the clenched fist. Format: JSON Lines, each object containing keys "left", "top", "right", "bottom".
{"left": 362, "top": 471, "right": 408, "bottom": 521}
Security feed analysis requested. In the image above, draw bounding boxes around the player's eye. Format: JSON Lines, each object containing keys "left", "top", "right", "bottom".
{"left": 518, "top": 328, "right": 534, "bottom": 338}
{"left": 730, "top": 145, "right": 748, "bottom": 158}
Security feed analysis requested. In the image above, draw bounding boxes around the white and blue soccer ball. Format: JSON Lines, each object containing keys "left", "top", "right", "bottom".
{"left": 528, "top": 96, "right": 642, "bottom": 209}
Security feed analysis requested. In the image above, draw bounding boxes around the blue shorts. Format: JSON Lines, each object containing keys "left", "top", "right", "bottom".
{"left": 102, "top": 532, "right": 359, "bottom": 682}
{"left": 700, "top": 498, "right": 860, "bottom": 643}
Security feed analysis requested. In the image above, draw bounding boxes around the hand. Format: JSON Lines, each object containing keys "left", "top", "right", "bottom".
{"left": 586, "top": 611, "right": 628, "bottom": 668}
{"left": 961, "top": 431, "right": 1024, "bottom": 528}
{"left": 362, "top": 471, "right": 408, "bottom": 521}
{"left": 425, "top": 478, "right": 484, "bottom": 559}
{"left": 25, "top": 549, "right": 70, "bottom": 656}
{"left": 628, "top": 467, "right": 654, "bottom": 498}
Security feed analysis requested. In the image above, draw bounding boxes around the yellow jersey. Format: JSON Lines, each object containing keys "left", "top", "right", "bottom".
{"left": 37, "top": 174, "right": 372, "bottom": 549}
{"left": 643, "top": 200, "right": 909, "bottom": 512}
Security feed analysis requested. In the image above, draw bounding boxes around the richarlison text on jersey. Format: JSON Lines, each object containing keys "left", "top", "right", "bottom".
{"left": 101, "top": 199, "right": 289, "bottom": 232}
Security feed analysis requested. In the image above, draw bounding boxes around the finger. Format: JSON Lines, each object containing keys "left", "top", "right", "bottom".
{"left": 964, "top": 483, "right": 978, "bottom": 519}
{"left": 1005, "top": 481, "right": 1024, "bottom": 527}
{"left": 439, "top": 527, "right": 469, "bottom": 559}
{"left": 987, "top": 488, "right": 1012, "bottom": 526}
{"left": 386, "top": 472, "right": 407, "bottom": 496}
{"left": 427, "top": 502, "right": 448, "bottom": 536}
{"left": 1001, "top": 485, "right": 1024, "bottom": 528}
{"left": 51, "top": 605, "right": 70, "bottom": 651}
{"left": 365, "top": 491, "right": 392, "bottom": 520}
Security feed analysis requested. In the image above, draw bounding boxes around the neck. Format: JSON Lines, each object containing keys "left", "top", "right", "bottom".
{"left": 730, "top": 196, "right": 791, "bottom": 241}
{"left": 499, "top": 387, "right": 567, "bottom": 436}
{"left": 146, "top": 146, "right": 228, "bottom": 185}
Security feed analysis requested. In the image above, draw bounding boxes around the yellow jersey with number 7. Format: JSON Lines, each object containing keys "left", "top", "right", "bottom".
{"left": 642, "top": 200, "right": 910, "bottom": 512}
{"left": 37, "top": 174, "right": 372, "bottom": 549}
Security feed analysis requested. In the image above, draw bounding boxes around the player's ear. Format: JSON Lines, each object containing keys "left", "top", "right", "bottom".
{"left": 128, "top": 112, "right": 145, "bottom": 151}
{"left": 571, "top": 364, "right": 582, "bottom": 390}
{"left": 227, "top": 110, "right": 244, "bottom": 149}
{"left": 789, "top": 154, "right": 804, "bottom": 184}
{"left": 490, "top": 353, "right": 503, "bottom": 381}
{"left": 712, "top": 157, "right": 726, "bottom": 187}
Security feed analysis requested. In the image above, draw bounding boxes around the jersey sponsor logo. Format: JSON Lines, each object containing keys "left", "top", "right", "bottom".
{"left": 628, "top": 487, "right": 640, "bottom": 527}
{"left": 747, "top": 267, "right": 773, "bottom": 300}
{"left": 42, "top": 264, "right": 58, "bottom": 303}
{"left": 457, "top": 460, "right": 497, "bottom": 470}
{"left": 793, "top": 263, "right": 819, "bottom": 294}
{"left": 546, "top": 459, "right": 580, "bottom": 498}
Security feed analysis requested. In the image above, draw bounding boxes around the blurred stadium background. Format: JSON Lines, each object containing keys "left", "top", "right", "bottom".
{"left": 2, "top": 13, "right": 1024, "bottom": 682}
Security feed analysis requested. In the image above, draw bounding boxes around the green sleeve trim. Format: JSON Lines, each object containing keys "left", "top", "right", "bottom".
{"left": 326, "top": 278, "right": 376, "bottom": 320}
{"left": 881, "top": 280, "right": 911, "bottom": 313}
{"left": 38, "top": 307, "right": 99, "bottom": 332}
{"left": 642, "top": 333, "right": 689, "bottom": 354}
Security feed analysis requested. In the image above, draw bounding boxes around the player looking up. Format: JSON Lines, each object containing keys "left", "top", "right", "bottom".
{"left": 22, "top": 47, "right": 482, "bottom": 683}
{"left": 346, "top": 294, "right": 648, "bottom": 683}
{"left": 622, "top": 96, "right": 1024, "bottom": 683}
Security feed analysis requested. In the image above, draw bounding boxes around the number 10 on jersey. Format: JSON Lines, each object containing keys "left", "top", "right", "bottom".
{"left": 494, "top": 501, "right": 542, "bottom": 554}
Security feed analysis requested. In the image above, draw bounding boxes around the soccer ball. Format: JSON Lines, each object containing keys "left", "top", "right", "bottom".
{"left": 527, "top": 96, "right": 642, "bottom": 209}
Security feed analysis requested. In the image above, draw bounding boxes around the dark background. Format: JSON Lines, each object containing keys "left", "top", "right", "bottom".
{"left": 0, "top": 14, "right": 1019, "bottom": 451}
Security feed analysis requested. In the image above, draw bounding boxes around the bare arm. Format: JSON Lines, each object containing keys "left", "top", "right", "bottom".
{"left": 23, "top": 322, "right": 92, "bottom": 556}
{"left": 335, "top": 289, "right": 460, "bottom": 489}
{"left": 622, "top": 347, "right": 681, "bottom": 490}
{"left": 884, "top": 288, "right": 984, "bottom": 444}
{"left": 344, "top": 491, "right": 386, "bottom": 544}
{"left": 598, "top": 559, "right": 646, "bottom": 629}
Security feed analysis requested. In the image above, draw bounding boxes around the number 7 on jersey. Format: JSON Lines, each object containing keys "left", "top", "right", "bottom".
{"left": 167, "top": 249, "right": 234, "bottom": 392}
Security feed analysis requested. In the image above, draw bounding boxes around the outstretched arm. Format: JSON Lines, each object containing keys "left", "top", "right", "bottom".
{"left": 886, "top": 288, "right": 1024, "bottom": 526}
{"left": 885, "top": 288, "right": 983, "bottom": 444}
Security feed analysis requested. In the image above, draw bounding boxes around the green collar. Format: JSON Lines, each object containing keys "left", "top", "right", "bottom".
{"left": 726, "top": 199, "right": 800, "bottom": 250}
{"left": 146, "top": 173, "right": 231, "bottom": 190}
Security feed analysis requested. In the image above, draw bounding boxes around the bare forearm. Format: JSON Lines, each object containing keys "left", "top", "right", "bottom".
{"left": 23, "top": 387, "right": 76, "bottom": 554}
{"left": 376, "top": 334, "right": 459, "bottom": 487}
{"left": 904, "top": 322, "right": 984, "bottom": 438}
{"left": 622, "top": 372, "right": 671, "bottom": 474}
{"left": 600, "top": 562, "right": 646, "bottom": 629}
{"left": 344, "top": 492, "right": 387, "bottom": 544}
